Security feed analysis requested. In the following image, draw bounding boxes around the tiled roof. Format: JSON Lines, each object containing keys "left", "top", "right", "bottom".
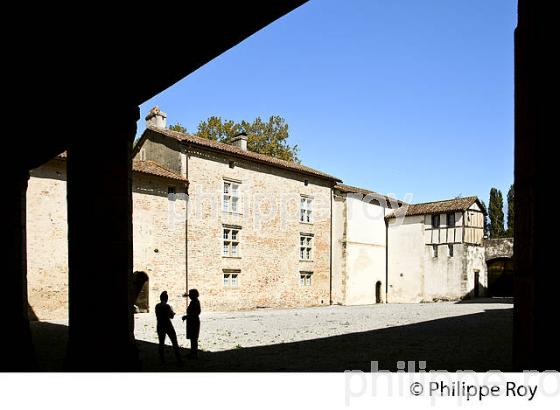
{"left": 55, "top": 152, "right": 186, "bottom": 182}
{"left": 142, "top": 126, "right": 342, "bottom": 182}
{"left": 334, "top": 183, "right": 407, "bottom": 207}
{"left": 132, "top": 160, "right": 186, "bottom": 182}
{"left": 386, "top": 196, "right": 481, "bottom": 219}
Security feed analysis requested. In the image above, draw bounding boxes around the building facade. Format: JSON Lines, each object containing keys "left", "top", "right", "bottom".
{"left": 27, "top": 154, "right": 188, "bottom": 320}
{"left": 25, "top": 107, "right": 489, "bottom": 319}
{"left": 386, "top": 197, "right": 487, "bottom": 302}
{"left": 135, "top": 109, "right": 339, "bottom": 312}
{"left": 331, "top": 184, "right": 402, "bottom": 306}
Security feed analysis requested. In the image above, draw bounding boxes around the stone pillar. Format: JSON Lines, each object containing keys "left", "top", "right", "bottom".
{"left": 2, "top": 170, "right": 36, "bottom": 370}
{"left": 65, "top": 106, "right": 139, "bottom": 370}
{"left": 514, "top": 1, "right": 558, "bottom": 371}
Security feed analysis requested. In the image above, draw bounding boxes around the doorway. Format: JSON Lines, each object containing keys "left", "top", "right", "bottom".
{"left": 375, "top": 281, "right": 382, "bottom": 304}
{"left": 474, "top": 270, "right": 480, "bottom": 298}
{"left": 132, "top": 271, "right": 149, "bottom": 312}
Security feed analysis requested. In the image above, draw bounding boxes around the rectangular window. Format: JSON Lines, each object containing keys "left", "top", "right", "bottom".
{"left": 300, "top": 272, "right": 312, "bottom": 286}
{"left": 300, "top": 234, "right": 313, "bottom": 260}
{"left": 223, "top": 227, "right": 240, "bottom": 257}
{"left": 448, "top": 244, "right": 454, "bottom": 257}
{"left": 432, "top": 214, "right": 440, "bottom": 229}
{"left": 223, "top": 181, "right": 240, "bottom": 213}
{"left": 300, "top": 196, "right": 313, "bottom": 223}
{"left": 447, "top": 213, "right": 456, "bottom": 228}
{"left": 433, "top": 245, "right": 438, "bottom": 258}
{"left": 223, "top": 270, "right": 240, "bottom": 288}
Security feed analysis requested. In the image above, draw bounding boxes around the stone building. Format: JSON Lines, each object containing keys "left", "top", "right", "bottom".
{"left": 386, "top": 197, "right": 487, "bottom": 302}
{"left": 331, "top": 186, "right": 487, "bottom": 305}
{"left": 26, "top": 107, "right": 489, "bottom": 319}
{"left": 27, "top": 109, "right": 340, "bottom": 319}
{"left": 331, "top": 184, "right": 403, "bottom": 305}
{"left": 134, "top": 108, "right": 340, "bottom": 312}
{"left": 27, "top": 152, "right": 188, "bottom": 320}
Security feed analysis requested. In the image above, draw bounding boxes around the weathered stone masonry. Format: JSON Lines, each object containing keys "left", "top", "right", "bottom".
{"left": 27, "top": 157, "right": 188, "bottom": 320}
{"left": 26, "top": 108, "right": 490, "bottom": 319}
{"left": 136, "top": 117, "right": 337, "bottom": 312}
{"left": 185, "top": 146, "right": 333, "bottom": 311}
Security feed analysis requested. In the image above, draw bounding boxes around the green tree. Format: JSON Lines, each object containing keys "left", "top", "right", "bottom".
{"left": 195, "top": 115, "right": 300, "bottom": 162}
{"left": 506, "top": 184, "right": 514, "bottom": 237}
{"left": 169, "top": 123, "right": 188, "bottom": 133}
{"left": 480, "top": 200, "right": 490, "bottom": 237}
{"left": 488, "top": 188, "right": 505, "bottom": 238}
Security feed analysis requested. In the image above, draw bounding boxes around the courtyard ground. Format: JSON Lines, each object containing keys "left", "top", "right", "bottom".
{"left": 31, "top": 298, "right": 513, "bottom": 371}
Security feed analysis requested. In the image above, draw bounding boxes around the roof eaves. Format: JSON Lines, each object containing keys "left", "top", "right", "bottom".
{"left": 385, "top": 196, "right": 481, "bottom": 219}
{"left": 145, "top": 126, "right": 342, "bottom": 183}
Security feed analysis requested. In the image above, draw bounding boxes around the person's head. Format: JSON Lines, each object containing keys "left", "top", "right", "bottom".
{"left": 160, "top": 291, "right": 168, "bottom": 303}
{"left": 188, "top": 289, "right": 199, "bottom": 300}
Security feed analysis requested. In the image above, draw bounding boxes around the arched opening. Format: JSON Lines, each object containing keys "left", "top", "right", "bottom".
{"left": 375, "top": 281, "right": 382, "bottom": 304}
{"left": 132, "top": 271, "right": 149, "bottom": 313}
{"left": 487, "top": 257, "right": 514, "bottom": 297}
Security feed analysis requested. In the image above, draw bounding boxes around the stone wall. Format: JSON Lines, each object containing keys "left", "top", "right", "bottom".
{"left": 483, "top": 237, "right": 514, "bottom": 261}
{"left": 331, "top": 193, "right": 346, "bottom": 304}
{"left": 132, "top": 173, "right": 187, "bottom": 314}
{"left": 26, "top": 160, "right": 188, "bottom": 319}
{"left": 141, "top": 135, "right": 182, "bottom": 175}
{"left": 185, "top": 146, "right": 332, "bottom": 311}
{"left": 387, "top": 215, "right": 425, "bottom": 302}
{"left": 388, "top": 214, "right": 488, "bottom": 302}
{"left": 332, "top": 193, "right": 388, "bottom": 305}
{"left": 27, "top": 159, "right": 69, "bottom": 320}
{"left": 464, "top": 245, "right": 488, "bottom": 298}
{"left": 26, "top": 132, "right": 488, "bottom": 318}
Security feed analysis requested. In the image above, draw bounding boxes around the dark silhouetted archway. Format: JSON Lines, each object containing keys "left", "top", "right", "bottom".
{"left": 375, "top": 281, "right": 382, "bottom": 303}
{"left": 132, "top": 271, "right": 149, "bottom": 313}
{"left": 487, "top": 257, "right": 514, "bottom": 297}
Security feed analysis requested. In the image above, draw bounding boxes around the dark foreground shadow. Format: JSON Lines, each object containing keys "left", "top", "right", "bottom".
{"left": 30, "top": 308, "right": 512, "bottom": 372}
{"left": 455, "top": 297, "right": 514, "bottom": 304}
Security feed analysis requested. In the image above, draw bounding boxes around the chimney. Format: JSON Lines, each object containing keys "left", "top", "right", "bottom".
{"left": 231, "top": 131, "right": 248, "bottom": 151}
{"left": 145, "top": 106, "right": 167, "bottom": 129}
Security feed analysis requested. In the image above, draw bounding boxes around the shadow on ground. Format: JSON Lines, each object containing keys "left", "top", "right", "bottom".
{"left": 31, "top": 308, "right": 512, "bottom": 372}
{"left": 455, "top": 297, "right": 513, "bottom": 304}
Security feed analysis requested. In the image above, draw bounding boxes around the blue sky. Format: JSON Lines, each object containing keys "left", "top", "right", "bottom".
{"left": 139, "top": 0, "right": 516, "bottom": 206}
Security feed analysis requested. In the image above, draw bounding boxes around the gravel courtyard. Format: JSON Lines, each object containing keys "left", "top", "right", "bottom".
{"left": 32, "top": 298, "right": 513, "bottom": 371}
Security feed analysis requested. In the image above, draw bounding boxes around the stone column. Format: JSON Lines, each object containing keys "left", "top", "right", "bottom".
{"left": 65, "top": 106, "right": 139, "bottom": 370}
{"left": 2, "top": 170, "right": 36, "bottom": 370}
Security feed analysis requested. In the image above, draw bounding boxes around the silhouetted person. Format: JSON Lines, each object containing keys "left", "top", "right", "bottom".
{"left": 182, "top": 289, "right": 201, "bottom": 359}
{"left": 155, "top": 291, "right": 182, "bottom": 364}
